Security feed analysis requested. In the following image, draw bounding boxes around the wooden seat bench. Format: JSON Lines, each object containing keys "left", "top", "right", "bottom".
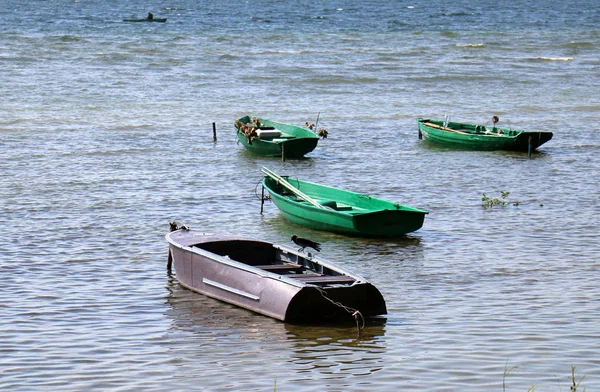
{"left": 288, "top": 274, "right": 356, "bottom": 284}
{"left": 255, "top": 264, "right": 304, "bottom": 272}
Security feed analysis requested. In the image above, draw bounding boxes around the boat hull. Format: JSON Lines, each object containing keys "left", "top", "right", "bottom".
{"left": 262, "top": 176, "right": 427, "bottom": 236}
{"left": 166, "top": 230, "right": 386, "bottom": 323}
{"left": 417, "top": 118, "right": 553, "bottom": 151}
{"left": 235, "top": 116, "right": 319, "bottom": 158}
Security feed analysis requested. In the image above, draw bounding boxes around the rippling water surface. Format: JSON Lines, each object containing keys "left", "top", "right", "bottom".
{"left": 1, "top": 0, "right": 599, "bottom": 390}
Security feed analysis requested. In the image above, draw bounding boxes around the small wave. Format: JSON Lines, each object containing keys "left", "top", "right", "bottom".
{"left": 569, "top": 105, "right": 600, "bottom": 112}
{"left": 539, "top": 56, "right": 573, "bottom": 61}
{"left": 261, "top": 49, "right": 304, "bottom": 55}
{"left": 58, "top": 35, "right": 82, "bottom": 43}
{"left": 218, "top": 53, "right": 238, "bottom": 60}
{"left": 440, "top": 31, "right": 458, "bottom": 38}
{"left": 167, "top": 35, "right": 189, "bottom": 42}
{"left": 249, "top": 16, "right": 273, "bottom": 23}
{"left": 0, "top": 118, "right": 30, "bottom": 126}
{"left": 441, "top": 11, "right": 473, "bottom": 17}
{"left": 456, "top": 43, "right": 485, "bottom": 48}
{"left": 563, "top": 41, "right": 594, "bottom": 48}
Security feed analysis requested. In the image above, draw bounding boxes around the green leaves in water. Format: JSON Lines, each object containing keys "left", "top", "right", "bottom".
{"left": 481, "top": 191, "right": 513, "bottom": 208}
{"left": 481, "top": 191, "right": 546, "bottom": 208}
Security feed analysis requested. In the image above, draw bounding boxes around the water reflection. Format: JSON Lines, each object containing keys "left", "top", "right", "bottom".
{"left": 284, "top": 321, "right": 387, "bottom": 378}
{"left": 344, "top": 235, "right": 423, "bottom": 256}
{"left": 260, "top": 213, "right": 424, "bottom": 252}
{"left": 284, "top": 319, "right": 386, "bottom": 347}
{"left": 165, "top": 275, "right": 286, "bottom": 341}
{"left": 165, "top": 276, "right": 388, "bottom": 378}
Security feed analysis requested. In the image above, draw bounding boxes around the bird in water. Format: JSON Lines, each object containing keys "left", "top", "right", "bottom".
{"left": 291, "top": 235, "right": 321, "bottom": 252}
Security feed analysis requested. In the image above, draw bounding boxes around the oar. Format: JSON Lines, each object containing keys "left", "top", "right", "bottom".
{"left": 423, "top": 121, "right": 469, "bottom": 134}
{"left": 261, "top": 167, "right": 326, "bottom": 209}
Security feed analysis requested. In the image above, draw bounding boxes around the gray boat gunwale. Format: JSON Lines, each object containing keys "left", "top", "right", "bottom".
{"left": 165, "top": 231, "right": 367, "bottom": 288}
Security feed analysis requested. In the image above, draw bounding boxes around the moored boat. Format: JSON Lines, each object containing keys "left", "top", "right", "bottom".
{"left": 166, "top": 224, "right": 387, "bottom": 324}
{"left": 261, "top": 167, "right": 428, "bottom": 237}
{"left": 417, "top": 117, "right": 553, "bottom": 151}
{"left": 235, "top": 115, "right": 320, "bottom": 158}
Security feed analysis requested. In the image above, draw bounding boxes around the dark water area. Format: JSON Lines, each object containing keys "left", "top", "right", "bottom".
{"left": 1, "top": 0, "right": 599, "bottom": 390}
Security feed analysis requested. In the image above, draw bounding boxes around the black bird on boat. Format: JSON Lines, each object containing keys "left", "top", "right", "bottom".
{"left": 291, "top": 235, "right": 321, "bottom": 252}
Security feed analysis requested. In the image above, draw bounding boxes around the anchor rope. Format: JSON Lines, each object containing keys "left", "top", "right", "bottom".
{"left": 315, "top": 287, "right": 365, "bottom": 335}
{"left": 254, "top": 179, "right": 271, "bottom": 201}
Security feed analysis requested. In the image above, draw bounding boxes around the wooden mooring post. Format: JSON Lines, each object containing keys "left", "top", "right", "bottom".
{"left": 212, "top": 122, "right": 217, "bottom": 142}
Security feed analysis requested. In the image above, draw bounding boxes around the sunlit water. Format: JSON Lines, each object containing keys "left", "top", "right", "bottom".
{"left": 1, "top": 0, "right": 599, "bottom": 390}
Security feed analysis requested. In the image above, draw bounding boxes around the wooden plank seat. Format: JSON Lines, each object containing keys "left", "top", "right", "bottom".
{"left": 255, "top": 264, "right": 304, "bottom": 272}
{"left": 288, "top": 274, "right": 356, "bottom": 284}
{"left": 318, "top": 200, "right": 353, "bottom": 211}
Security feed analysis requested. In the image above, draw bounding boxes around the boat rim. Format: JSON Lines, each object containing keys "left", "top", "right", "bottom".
{"left": 165, "top": 230, "right": 368, "bottom": 287}
{"left": 262, "top": 176, "right": 429, "bottom": 214}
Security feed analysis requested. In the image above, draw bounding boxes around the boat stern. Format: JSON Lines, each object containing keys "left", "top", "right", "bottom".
{"left": 514, "top": 131, "right": 553, "bottom": 151}
{"left": 353, "top": 208, "right": 427, "bottom": 236}
{"left": 284, "top": 283, "right": 387, "bottom": 324}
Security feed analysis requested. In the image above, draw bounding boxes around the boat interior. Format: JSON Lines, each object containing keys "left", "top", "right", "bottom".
{"left": 193, "top": 240, "right": 356, "bottom": 286}
{"left": 281, "top": 194, "right": 357, "bottom": 212}
{"left": 269, "top": 181, "right": 360, "bottom": 213}
{"left": 255, "top": 129, "right": 296, "bottom": 140}
{"left": 424, "top": 119, "right": 519, "bottom": 136}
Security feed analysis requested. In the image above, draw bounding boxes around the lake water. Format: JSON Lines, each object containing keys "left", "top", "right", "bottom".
{"left": 1, "top": 0, "right": 599, "bottom": 390}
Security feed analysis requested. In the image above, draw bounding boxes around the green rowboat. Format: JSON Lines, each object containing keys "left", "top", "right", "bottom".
{"left": 261, "top": 167, "right": 428, "bottom": 237}
{"left": 417, "top": 118, "right": 553, "bottom": 151}
{"left": 235, "top": 116, "right": 320, "bottom": 159}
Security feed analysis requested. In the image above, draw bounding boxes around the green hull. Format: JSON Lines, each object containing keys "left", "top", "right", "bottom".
{"left": 262, "top": 176, "right": 428, "bottom": 236}
{"left": 123, "top": 18, "right": 167, "bottom": 22}
{"left": 417, "top": 118, "right": 553, "bottom": 151}
{"left": 235, "top": 116, "right": 319, "bottom": 158}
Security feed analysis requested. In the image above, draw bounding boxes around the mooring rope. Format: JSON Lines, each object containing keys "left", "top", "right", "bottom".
{"left": 315, "top": 287, "right": 365, "bottom": 336}
{"left": 254, "top": 179, "right": 271, "bottom": 201}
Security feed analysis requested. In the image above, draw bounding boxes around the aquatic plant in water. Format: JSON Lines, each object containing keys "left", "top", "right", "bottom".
{"left": 481, "top": 191, "right": 511, "bottom": 208}
{"left": 503, "top": 363, "right": 586, "bottom": 391}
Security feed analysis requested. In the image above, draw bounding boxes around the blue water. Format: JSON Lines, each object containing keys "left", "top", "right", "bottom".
{"left": 1, "top": 0, "right": 599, "bottom": 390}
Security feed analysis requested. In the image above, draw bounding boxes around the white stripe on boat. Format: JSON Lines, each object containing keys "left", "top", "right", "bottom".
{"left": 202, "top": 278, "right": 260, "bottom": 301}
